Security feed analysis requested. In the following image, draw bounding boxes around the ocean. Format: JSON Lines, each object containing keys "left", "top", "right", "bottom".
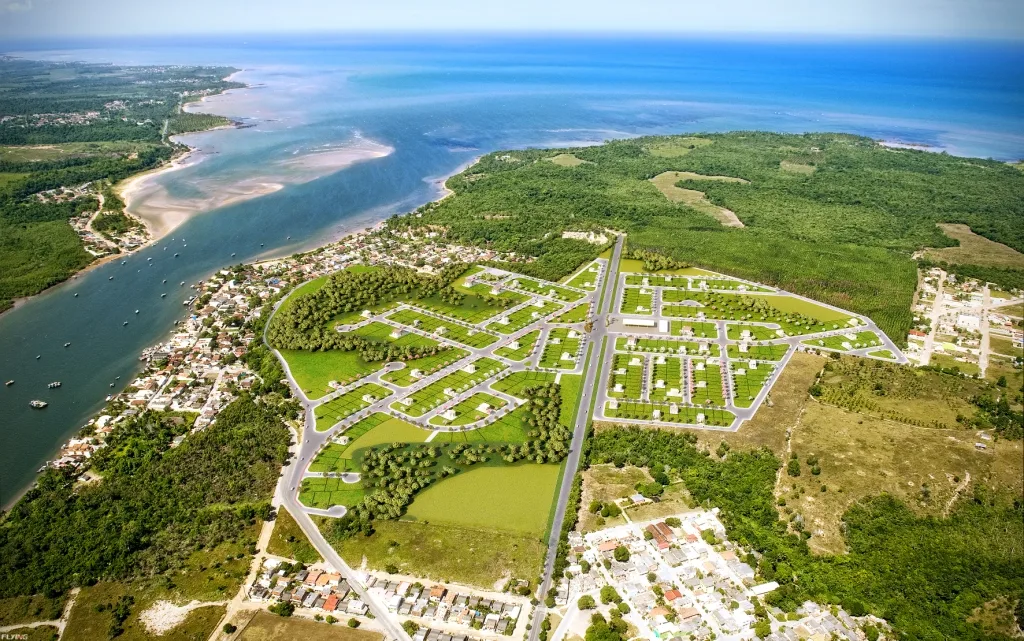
{"left": 1, "top": 34, "right": 1022, "bottom": 506}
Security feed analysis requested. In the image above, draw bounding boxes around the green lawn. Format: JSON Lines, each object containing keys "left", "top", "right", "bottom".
{"left": 281, "top": 349, "right": 382, "bottom": 400}
{"left": 620, "top": 287, "right": 653, "bottom": 314}
{"left": 552, "top": 303, "right": 591, "bottom": 323}
{"left": 672, "top": 320, "right": 719, "bottom": 339}
{"left": 388, "top": 308, "right": 499, "bottom": 348}
{"left": 299, "top": 478, "right": 366, "bottom": 509}
{"left": 494, "top": 331, "right": 540, "bottom": 361}
{"left": 539, "top": 327, "right": 583, "bottom": 369}
{"left": 491, "top": 300, "right": 563, "bottom": 334}
{"left": 391, "top": 358, "right": 506, "bottom": 417}
{"left": 604, "top": 401, "right": 735, "bottom": 427}
{"left": 403, "top": 464, "right": 561, "bottom": 535}
{"left": 311, "top": 413, "right": 430, "bottom": 473}
{"left": 491, "top": 371, "right": 560, "bottom": 397}
{"left": 429, "top": 392, "right": 507, "bottom": 426}
{"left": 511, "top": 277, "right": 584, "bottom": 302}
{"left": 802, "top": 331, "right": 884, "bottom": 351}
{"left": 314, "top": 383, "right": 392, "bottom": 431}
{"left": 725, "top": 343, "right": 790, "bottom": 360}
{"left": 690, "top": 361, "right": 725, "bottom": 407}
{"left": 730, "top": 361, "right": 775, "bottom": 408}
{"left": 381, "top": 348, "right": 469, "bottom": 386}
{"left": 566, "top": 261, "right": 602, "bottom": 290}
{"left": 616, "top": 335, "right": 719, "bottom": 357}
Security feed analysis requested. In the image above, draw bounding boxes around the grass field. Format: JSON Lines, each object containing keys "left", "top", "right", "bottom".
{"left": 491, "top": 370, "right": 560, "bottom": 397}
{"left": 430, "top": 405, "right": 531, "bottom": 444}
{"left": 238, "top": 610, "right": 382, "bottom": 641}
{"left": 311, "top": 414, "right": 428, "bottom": 473}
{"left": 281, "top": 349, "right": 382, "bottom": 400}
{"left": 802, "top": 331, "right": 883, "bottom": 351}
{"left": 429, "top": 392, "right": 507, "bottom": 426}
{"left": 0, "top": 595, "right": 66, "bottom": 627}
{"left": 348, "top": 321, "right": 439, "bottom": 349}
{"left": 314, "top": 383, "right": 392, "bottom": 431}
{"left": 392, "top": 358, "right": 506, "bottom": 417}
{"left": 388, "top": 308, "right": 499, "bottom": 348}
{"left": 620, "top": 287, "right": 653, "bottom": 314}
{"left": 648, "top": 355, "right": 683, "bottom": 402}
{"left": 604, "top": 400, "right": 734, "bottom": 426}
{"left": 644, "top": 136, "right": 713, "bottom": 158}
{"left": 648, "top": 171, "right": 748, "bottom": 227}
{"left": 381, "top": 348, "right": 469, "bottom": 386}
{"left": 548, "top": 153, "right": 592, "bottom": 167}
{"left": 725, "top": 343, "right": 790, "bottom": 360}
{"left": 403, "top": 464, "right": 561, "bottom": 535}
{"left": 616, "top": 336, "right": 720, "bottom": 357}
{"left": 924, "top": 223, "right": 1024, "bottom": 269}
{"left": 690, "top": 361, "right": 725, "bottom": 407}
{"left": 578, "top": 465, "right": 651, "bottom": 531}
{"left": 511, "top": 277, "right": 584, "bottom": 302}
{"left": 785, "top": 401, "right": 1024, "bottom": 555}
{"left": 267, "top": 507, "right": 322, "bottom": 564}
{"left": 539, "top": 327, "right": 583, "bottom": 369}
{"left": 491, "top": 299, "right": 563, "bottom": 333}
{"left": 299, "top": 478, "right": 366, "bottom": 509}
{"left": 494, "top": 331, "right": 540, "bottom": 361}
{"left": 730, "top": 361, "right": 775, "bottom": 408}
{"left": 330, "top": 519, "right": 546, "bottom": 589}
{"left": 417, "top": 291, "right": 512, "bottom": 324}
{"left": 779, "top": 160, "right": 816, "bottom": 174}
{"left": 672, "top": 320, "right": 719, "bottom": 339}
{"left": 609, "top": 353, "right": 644, "bottom": 399}
{"left": 566, "top": 261, "right": 602, "bottom": 289}
{"left": 552, "top": 303, "right": 591, "bottom": 323}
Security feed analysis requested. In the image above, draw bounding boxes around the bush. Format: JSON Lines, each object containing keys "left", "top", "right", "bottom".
{"left": 269, "top": 602, "right": 294, "bottom": 617}
{"left": 348, "top": 618, "right": 360, "bottom": 627}
{"left": 578, "top": 595, "right": 597, "bottom": 609}
{"left": 402, "top": 621, "right": 419, "bottom": 636}
{"left": 223, "top": 623, "right": 237, "bottom": 634}
{"left": 754, "top": 620, "right": 771, "bottom": 638}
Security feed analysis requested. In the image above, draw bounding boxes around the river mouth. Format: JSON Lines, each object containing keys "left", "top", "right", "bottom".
{"left": 120, "top": 136, "right": 394, "bottom": 241}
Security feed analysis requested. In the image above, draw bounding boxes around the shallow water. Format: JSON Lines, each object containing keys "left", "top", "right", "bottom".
{"left": 2, "top": 34, "right": 1022, "bottom": 506}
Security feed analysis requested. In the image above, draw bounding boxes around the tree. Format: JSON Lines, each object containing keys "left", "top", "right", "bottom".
{"left": 600, "top": 585, "right": 622, "bottom": 604}
{"left": 613, "top": 545, "right": 630, "bottom": 562}
{"left": 402, "top": 621, "right": 419, "bottom": 636}
{"left": 223, "top": 623, "right": 237, "bottom": 634}
{"left": 617, "top": 602, "right": 630, "bottom": 614}
{"left": 754, "top": 620, "right": 771, "bottom": 638}
{"left": 787, "top": 459, "right": 801, "bottom": 477}
{"left": 664, "top": 517, "right": 681, "bottom": 527}
{"left": 578, "top": 595, "right": 596, "bottom": 610}
{"left": 348, "top": 618, "right": 360, "bottom": 628}
{"left": 269, "top": 602, "right": 294, "bottom": 617}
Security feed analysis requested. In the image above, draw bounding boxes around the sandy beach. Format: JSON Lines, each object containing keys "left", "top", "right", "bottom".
{"left": 117, "top": 136, "right": 394, "bottom": 243}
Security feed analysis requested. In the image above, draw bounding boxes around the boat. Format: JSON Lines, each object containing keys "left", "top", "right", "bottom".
{"left": 147, "top": 257, "right": 153, "bottom": 261}
{"left": 161, "top": 293, "right": 167, "bottom": 298}
{"left": 231, "top": 253, "right": 236, "bottom": 257}
{"left": 64, "top": 342, "right": 71, "bottom": 347}
{"left": 109, "top": 383, "right": 114, "bottom": 388}
{"left": 135, "top": 309, "right": 140, "bottom": 314}
{"left": 122, "top": 321, "right": 129, "bottom": 326}
{"left": 121, "top": 260, "right": 126, "bottom": 265}
{"left": 35, "top": 355, "right": 41, "bottom": 359}
{"left": 180, "top": 281, "right": 185, "bottom": 286}
{"left": 74, "top": 293, "right": 79, "bottom": 297}
{"left": 48, "top": 381, "right": 61, "bottom": 388}
{"left": 162, "top": 279, "right": 167, "bottom": 284}
{"left": 5, "top": 380, "right": 13, "bottom": 386}
{"left": 29, "top": 400, "right": 48, "bottom": 409}
{"left": 174, "top": 253, "right": 179, "bottom": 257}
{"left": 108, "top": 276, "right": 113, "bottom": 280}
{"left": 105, "top": 395, "right": 113, "bottom": 401}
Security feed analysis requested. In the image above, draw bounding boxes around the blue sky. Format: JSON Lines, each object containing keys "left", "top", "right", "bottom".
{"left": 3, "top": 0, "right": 1023, "bottom": 39}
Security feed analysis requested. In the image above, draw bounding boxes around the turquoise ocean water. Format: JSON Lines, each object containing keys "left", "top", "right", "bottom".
{"left": 1, "top": 35, "right": 1022, "bottom": 505}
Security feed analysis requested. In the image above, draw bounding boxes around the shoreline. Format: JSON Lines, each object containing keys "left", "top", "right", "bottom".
{"left": 0, "top": 153, "right": 473, "bottom": 512}
{"left": 0, "top": 72, "right": 247, "bottom": 320}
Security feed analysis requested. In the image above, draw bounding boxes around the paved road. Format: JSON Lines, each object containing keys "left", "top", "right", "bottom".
{"left": 527, "top": 235, "right": 624, "bottom": 641}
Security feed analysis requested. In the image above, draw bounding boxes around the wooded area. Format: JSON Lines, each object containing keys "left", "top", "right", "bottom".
{"left": 390, "top": 132, "right": 1024, "bottom": 342}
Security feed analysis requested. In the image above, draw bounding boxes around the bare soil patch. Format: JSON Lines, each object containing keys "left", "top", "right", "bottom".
{"left": 648, "top": 171, "right": 748, "bottom": 228}
{"left": 924, "top": 223, "right": 1024, "bottom": 269}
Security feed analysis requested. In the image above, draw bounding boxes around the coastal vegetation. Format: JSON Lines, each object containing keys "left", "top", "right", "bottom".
{"left": 391, "top": 132, "right": 1024, "bottom": 342}
{"left": 0, "top": 395, "right": 294, "bottom": 599}
{"left": 0, "top": 58, "right": 242, "bottom": 311}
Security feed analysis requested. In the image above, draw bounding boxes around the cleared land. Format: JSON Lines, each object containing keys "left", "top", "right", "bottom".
{"left": 238, "top": 610, "right": 382, "bottom": 641}
{"left": 548, "top": 153, "right": 592, "bottom": 167}
{"left": 924, "top": 223, "right": 1024, "bottom": 269}
{"left": 403, "top": 464, "right": 561, "bottom": 535}
{"left": 649, "top": 171, "right": 749, "bottom": 228}
{"left": 282, "top": 350, "right": 382, "bottom": 400}
{"left": 785, "top": 401, "right": 1024, "bottom": 555}
{"left": 331, "top": 519, "right": 546, "bottom": 589}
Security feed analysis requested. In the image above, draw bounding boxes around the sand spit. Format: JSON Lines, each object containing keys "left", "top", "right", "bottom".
{"left": 119, "top": 137, "right": 394, "bottom": 242}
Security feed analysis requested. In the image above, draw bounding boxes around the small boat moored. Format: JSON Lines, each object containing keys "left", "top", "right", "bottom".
{"left": 29, "top": 400, "right": 48, "bottom": 409}
{"left": 5, "top": 380, "right": 13, "bottom": 386}
{"left": 48, "top": 381, "right": 61, "bottom": 389}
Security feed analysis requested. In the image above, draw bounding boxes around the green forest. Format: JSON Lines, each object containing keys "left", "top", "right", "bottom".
{"left": 589, "top": 427, "right": 1024, "bottom": 641}
{"left": 0, "top": 395, "right": 295, "bottom": 598}
{"left": 389, "top": 132, "right": 1024, "bottom": 342}
{"left": 0, "top": 58, "right": 241, "bottom": 312}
